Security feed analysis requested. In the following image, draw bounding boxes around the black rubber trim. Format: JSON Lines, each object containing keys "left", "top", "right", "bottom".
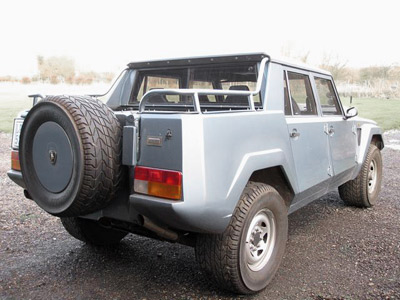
{"left": 7, "top": 170, "right": 26, "bottom": 189}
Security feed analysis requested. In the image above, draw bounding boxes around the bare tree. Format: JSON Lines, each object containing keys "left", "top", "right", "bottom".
{"left": 319, "top": 52, "right": 348, "bottom": 81}
{"left": 37, "top": 56, "right": 75, "bottom": 83}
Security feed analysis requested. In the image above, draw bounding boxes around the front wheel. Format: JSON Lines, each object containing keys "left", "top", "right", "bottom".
{"left": 195, "top": 182, "right": 288, "bottom": 294}
{"left": 339, "top": 144, "right": 383, "bottom": 207}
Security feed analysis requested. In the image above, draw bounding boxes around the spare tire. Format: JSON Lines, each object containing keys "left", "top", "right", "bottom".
{"left": 19, "top": 95, "right": 122, "bottom": 217}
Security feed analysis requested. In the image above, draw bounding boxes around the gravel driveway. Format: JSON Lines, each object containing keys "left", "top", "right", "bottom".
{"left": 1, "top": 131, "right": 399, "bottom": 300}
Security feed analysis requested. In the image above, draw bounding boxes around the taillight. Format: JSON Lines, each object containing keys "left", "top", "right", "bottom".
{"left": 134, "top": 166, "right": 182, "bottom": 200}
{"left": 11, "top": 150, "right": 21, "bottom": 171}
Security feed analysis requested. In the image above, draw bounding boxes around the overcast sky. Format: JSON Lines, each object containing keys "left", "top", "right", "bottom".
{"left": 1, "top": 0, "right": 399, "bottom": 76}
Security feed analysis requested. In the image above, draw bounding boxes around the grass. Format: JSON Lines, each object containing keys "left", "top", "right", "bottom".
{"left": 0, "top": 82, "right": 109, "bottom": 133}
{"left": 0, "top": 92, "right": 31, "bottom": 133}
{"left": 1, "top": 86, "right": 400, "bottom": 133}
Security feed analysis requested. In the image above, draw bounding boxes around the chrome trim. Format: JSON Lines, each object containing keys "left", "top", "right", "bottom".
{"left": 138, "top": 57, "right": 270, "bottom": 113}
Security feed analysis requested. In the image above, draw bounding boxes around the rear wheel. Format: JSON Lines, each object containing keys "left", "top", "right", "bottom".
{"left": 60, "top": 217, "right": 128, "bottom": 246}
{"left": 195, "top": 182, "right": 288, "bottom": 294}
{"left": 339, "top": 144, "right": 382, "bottom": 207}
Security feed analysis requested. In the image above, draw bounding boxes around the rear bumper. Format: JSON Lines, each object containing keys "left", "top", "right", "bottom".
{"left": 7, "top": 170, "right": 26, "bottom": 189}
{"left": 129, "top": 193, "right": 230, "bottom": 234}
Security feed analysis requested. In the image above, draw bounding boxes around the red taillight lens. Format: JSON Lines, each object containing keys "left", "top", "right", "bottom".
{"left": 11, "top": 150, "right": 21, "bottom": 171}
{"left": 134, "top": 166, "right": 182, "bottom": 200}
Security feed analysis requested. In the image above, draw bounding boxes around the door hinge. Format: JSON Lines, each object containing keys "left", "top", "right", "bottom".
{"left": 324, "top": 123, "right": 329, "bottom": 135}
{"left": 324, "top": 124, "right": 334, "bottom": 136}
{"left": 327, "top": 165, "right": 333, "bottom": 177}
{"left": 352, "top": 124, "right": 357, "bottom": 135}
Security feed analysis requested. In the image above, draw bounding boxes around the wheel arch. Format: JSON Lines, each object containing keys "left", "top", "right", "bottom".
{"left": 371, "top": 134, "right": 384, "bottom": 150}
{"left": 249, "top": 166, "right": 295, "bottom": 208}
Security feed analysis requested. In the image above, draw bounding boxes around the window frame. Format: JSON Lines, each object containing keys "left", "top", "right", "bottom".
{"left": 284, "top": 68, "right": 321, "bottom": 118}
{"left": 312, "top": 74, "right": 344, "bottom": 117}
{"left": 283, "top": 71, "right": 292, "bottom": 116}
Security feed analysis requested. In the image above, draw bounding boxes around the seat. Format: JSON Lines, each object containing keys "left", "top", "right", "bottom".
{"left": 291, "top": 97, "right": 301, "bottom": 115}
{"left": 224, "top": 85, "right": 249, "bottom": 105}
{"left": 199, "top": 95, "right": 211, "bottom": 103}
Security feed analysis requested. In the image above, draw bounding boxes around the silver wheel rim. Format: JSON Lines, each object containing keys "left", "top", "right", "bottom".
{"left": 245, "top": 208, "right": 276, "bottom": 272}
{"left": 368, "top": 159, "right": 378, "bottom": 194}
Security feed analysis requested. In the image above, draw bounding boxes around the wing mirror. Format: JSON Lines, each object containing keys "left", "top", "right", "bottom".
{"left": 344, "top": 106, "right": 358, "bottom": 119}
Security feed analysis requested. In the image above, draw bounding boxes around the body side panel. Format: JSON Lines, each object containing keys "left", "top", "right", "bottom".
{"left": 131, "top": 111, "right": 298, "bottom": 233}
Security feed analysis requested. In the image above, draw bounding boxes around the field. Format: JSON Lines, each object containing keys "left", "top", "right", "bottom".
{"left": 1, "top": 83, "right": 400, "bottom": 133}
{"left": 0, "top": 83, "right": 109, "bottom": 133}
{"left": 341, "top": 97, "right": 400, "bottom": 131}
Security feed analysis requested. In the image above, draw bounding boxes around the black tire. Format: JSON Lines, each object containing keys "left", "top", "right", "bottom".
{"left": 60, "top": 217, "right": 128, "bottom": 246}
{"left": 195, "top": 182, "right": 288, "bottom": 294}
{"left": 19, "top": 95, "right": 122, "bottom": 217}
{"left": 339, "top": 144, "right": 382, "bottom": 207}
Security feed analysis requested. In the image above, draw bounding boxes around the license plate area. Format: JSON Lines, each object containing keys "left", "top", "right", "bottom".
{"left": 11, "top": 118, "right": 24, "bottom": 149}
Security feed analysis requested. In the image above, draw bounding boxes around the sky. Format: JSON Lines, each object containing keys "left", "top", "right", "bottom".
{"left": 1, "top": 0, "right": 400, "bottom": 76}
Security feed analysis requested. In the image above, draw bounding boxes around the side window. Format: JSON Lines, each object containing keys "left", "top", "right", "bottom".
{"left": 283, "top": 72, "right": 292, "bottom": 115}
{"left": 287, "top": 72, "right": 317, "bottom": 115}
{"left": 314, "top": 77, "right": 342, "bottom": 115}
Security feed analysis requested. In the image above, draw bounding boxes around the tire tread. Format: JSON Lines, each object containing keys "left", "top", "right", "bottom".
{"left": 43, "top": 95, "right": 122, "bottom": 216}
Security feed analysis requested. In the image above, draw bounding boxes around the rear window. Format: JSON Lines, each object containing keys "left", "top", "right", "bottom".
{"left": 130, "top": 63, "right": 261, "bottom": 109}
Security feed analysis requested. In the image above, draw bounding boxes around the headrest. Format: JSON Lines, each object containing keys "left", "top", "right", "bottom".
{"left": 228, "top": 85, "right": 250, "bottom": 91}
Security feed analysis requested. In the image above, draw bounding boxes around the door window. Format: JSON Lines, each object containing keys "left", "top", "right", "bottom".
{"left": 314, "top": 77, "right": 342, "bottom": 115}
{"left": 287, "top": 72, "right": 317, "bottom": 115}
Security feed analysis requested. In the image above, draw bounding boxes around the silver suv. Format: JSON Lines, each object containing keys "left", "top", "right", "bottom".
{"left": 8, "top": 53, "right": 383, "bottom": 294}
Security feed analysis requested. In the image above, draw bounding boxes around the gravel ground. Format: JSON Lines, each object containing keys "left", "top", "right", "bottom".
{"left": 1, "top": 131, "right": 399, "bottom": 300}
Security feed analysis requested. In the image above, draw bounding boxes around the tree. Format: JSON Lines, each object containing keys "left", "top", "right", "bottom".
{"left": 319, "top": 53, "right": 348, "bottom": 81}
{"left": 37, "top": 56, "right": 75, "bottom": 83}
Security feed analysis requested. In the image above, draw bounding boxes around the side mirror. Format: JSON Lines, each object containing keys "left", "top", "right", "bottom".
{"left": 345, "top": 106, "right": 358, "bottom": 119}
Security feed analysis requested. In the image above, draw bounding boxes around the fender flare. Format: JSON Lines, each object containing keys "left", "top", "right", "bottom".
{"left": 353, "top": 124, "right": 384, "bottom": 178}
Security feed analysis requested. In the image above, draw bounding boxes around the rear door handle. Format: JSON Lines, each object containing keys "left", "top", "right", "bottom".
{"left": 290, "top": 129, "right": 300, "bottom": 138}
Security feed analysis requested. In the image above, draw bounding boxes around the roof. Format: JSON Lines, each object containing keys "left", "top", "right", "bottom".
{"left": 127, "top": 52, "right": 331, "bottom": 76}
{"left": 270, "top": 56, "right": 331, "bottom": 76}
{"left": 127, "top": 53, "right": 269, "bottom": 69}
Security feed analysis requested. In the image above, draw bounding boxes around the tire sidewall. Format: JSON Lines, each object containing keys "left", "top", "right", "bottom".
{"left": 20, "top": 101, "right": 84, "bottom": 215}
{"left": 365, "top": 145, "right": 382, "bottom": 206}
{"left": 238, "top": 188, "right": 288, "bottom": 292}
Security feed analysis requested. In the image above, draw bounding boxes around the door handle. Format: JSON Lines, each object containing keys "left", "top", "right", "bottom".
{"left": 290, "top": 129, "right": 300, "bottom": 138}
{"left": 324, "top": 124, "right": 335, "bottom": 136}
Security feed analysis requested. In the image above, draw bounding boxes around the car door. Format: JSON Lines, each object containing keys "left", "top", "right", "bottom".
{"left": 284, "top": 69, "right": 333, "bottom": 198}
{"left": 313, "top": 75, "right": 357, "bottom": 181}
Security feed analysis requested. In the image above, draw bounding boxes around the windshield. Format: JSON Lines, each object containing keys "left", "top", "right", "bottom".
{"left": 129, "top": 63, "right": 261, "bottom": 107}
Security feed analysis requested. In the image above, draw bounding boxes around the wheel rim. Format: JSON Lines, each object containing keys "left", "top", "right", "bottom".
{"left": 368, "top": 159, "right": 378, "bottom": 194}
{"left": 245, "top": 208, "right": 276, "bottom": 272}
{"left": 32, "top": 121, "right": 74, "bottom": 193}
